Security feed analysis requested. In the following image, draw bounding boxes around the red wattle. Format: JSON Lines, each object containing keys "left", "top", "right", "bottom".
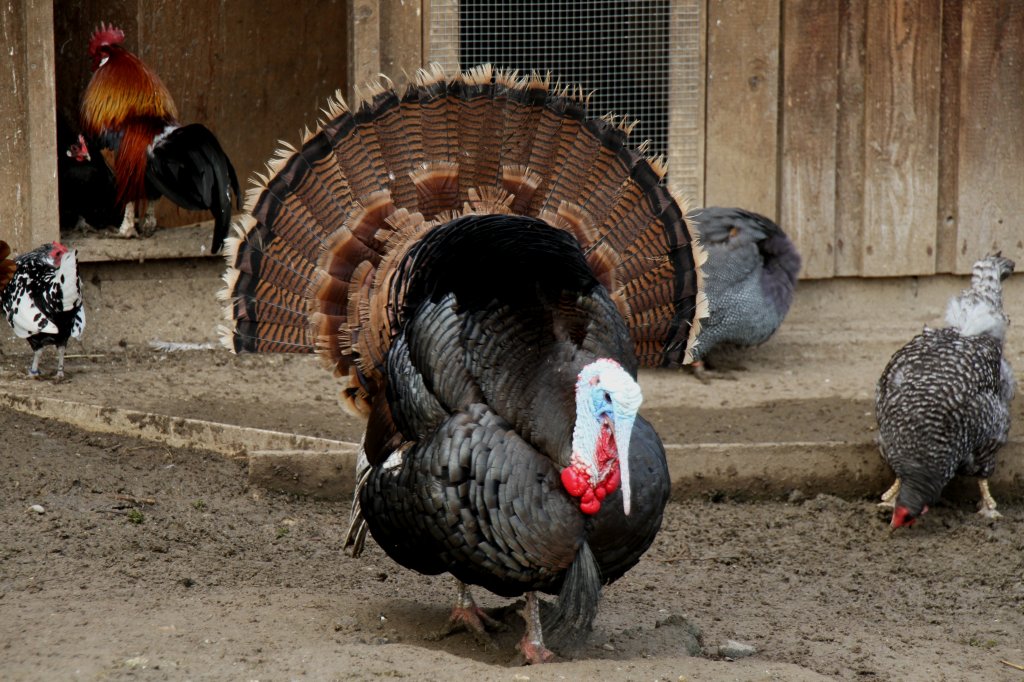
{"left": 604, "top": 463, "right": 621, "bottom": 494}
{"left": 580, "top": 497, "right": 601, "bottom": 515}
{"left": 561, "top": 466, "right": 590, "bottom": 498}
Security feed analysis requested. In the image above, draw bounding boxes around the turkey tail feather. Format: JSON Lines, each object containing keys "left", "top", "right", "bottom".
{"left": 541, "top": 540, "right": 602, "bottom": 650}
{"left": 222, "top": 65, "right": 707, "bottom": 414}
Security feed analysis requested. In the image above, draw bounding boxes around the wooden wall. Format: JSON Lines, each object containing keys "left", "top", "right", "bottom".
{"left": 704, "top": 0, "right": 1024, "bottom": 277}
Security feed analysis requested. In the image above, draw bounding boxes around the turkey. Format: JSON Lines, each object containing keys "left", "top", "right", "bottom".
{"left": 220, "top": 65, "right": 706, "bottom": 662}
{"left": 1, "top": 241, "right": 85, "bottom": 381}
{"left": 685, "top": 206, "right": 800, "bottom": 379}
{"left": 876, "top": 254, "right": 1015, "bottom": 528}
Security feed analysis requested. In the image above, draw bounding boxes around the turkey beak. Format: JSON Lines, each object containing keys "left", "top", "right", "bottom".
{"left": 614, "top": 413, "right": 635, "bottom": 516}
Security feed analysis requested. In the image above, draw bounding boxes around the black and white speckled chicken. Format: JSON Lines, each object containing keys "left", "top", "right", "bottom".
{"left": 220, "top": 65, "right": 707, "bottom": 663}
{"left": 876, "top": 254, "right": 1015, "bottom": 528}
{"left": 1, "top": 242, "right": 85, "bottom": 381}
{"left": 685, "top": 207, "right": 801, "bottom": 378}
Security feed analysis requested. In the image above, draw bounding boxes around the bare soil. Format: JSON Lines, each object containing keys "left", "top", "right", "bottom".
{"left": 2, "top": 264, "right": 1024, "bottom": 680}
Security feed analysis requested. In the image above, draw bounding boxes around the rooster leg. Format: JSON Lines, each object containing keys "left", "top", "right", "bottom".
{"left": 28, "top": 349, "right": 44, "bottom": 379}
{"left": 878, "top": 479, "right": 900, "bottom": 508}
{"left": 427, "top": 580, "right": 506, "bottom": 647}
{"left": 977, "top": 479, "right": 1002, "bottom": 520}
{"left": 140, "top": 203, "right": 157, "bottom": 234}
{"left": 117, "top": 202, "right": 139, "bottom": 239}
{"left": 517, "top": 591, "right": 556, "bottom": 665}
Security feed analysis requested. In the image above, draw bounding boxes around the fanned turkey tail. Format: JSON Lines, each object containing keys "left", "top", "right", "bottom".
{"left": 220, "top": 64, "right": 706, "bottom": 410}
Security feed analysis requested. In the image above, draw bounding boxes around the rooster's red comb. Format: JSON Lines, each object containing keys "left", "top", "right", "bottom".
{"left": 88, "top": 22, "right": 125, "bottom": 56}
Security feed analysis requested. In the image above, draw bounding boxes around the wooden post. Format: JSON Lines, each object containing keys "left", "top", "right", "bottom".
{"left": 0, "top": 0, "right": 58, "bottom": 254}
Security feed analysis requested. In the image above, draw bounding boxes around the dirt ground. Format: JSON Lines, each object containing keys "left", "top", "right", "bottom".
{"left": 2, "top": 264, "right": 1024, "bottom": 680}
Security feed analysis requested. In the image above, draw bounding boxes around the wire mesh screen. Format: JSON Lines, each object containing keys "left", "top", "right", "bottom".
{"left": 428, "top": 0, "right": 703, "bottom": 204}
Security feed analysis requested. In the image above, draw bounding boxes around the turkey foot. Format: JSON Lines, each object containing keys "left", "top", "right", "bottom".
{"left": 427, "top": 581, "right": 506, "bottom": 648}
{"left": 878, "top": 479, "right": 900, "bottom": 508}
{"left": 977, "top": 480, "right": 1002, "bottom": 520}
{"left": 516, "top": 592, "right": 556, "bottom": 665}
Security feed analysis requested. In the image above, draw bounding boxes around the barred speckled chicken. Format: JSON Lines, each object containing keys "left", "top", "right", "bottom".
{"left": 219, "top": 65, "right": 707, "bottom": 662}
{"left": 875, "top": 254, "right": 1015, "bottom": 528}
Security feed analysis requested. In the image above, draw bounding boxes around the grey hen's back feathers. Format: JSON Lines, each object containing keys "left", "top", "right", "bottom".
{"left": 687, "top": 207, "right": 801, "bottom": 361}
{"left": 875, "top": 254, "right": 1015, "bottom": 516}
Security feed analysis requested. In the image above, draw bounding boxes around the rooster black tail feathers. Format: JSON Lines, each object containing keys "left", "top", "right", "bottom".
{"left": 220, "top": 65, "right": 707, "bottom": 413}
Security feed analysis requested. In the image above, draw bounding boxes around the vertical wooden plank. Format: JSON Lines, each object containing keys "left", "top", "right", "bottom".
{"left": 0, "top": 0, "right": 59, "bottom": 254}
{"left": 780, "top": 0, "right": 838, "bottom": 279}
{"left": 667, "top": 0, "right": 706, "bottom": 211}
{"left": 348, "top": 0, "right": 381, "bottom": 102}
{"left": 953, "top": 1, "right": 1024, "bottom": 273}
{"left": 861, "top": 1, "right": 941, "bottom": 276}
{"left": 834, "top": 0, "right": 866, "bottom": 276}
{"left": 704, "top": 0, "right": 780, "bottom": 219}
{"left": 381, "top": 0, "right": 425, "bottom": 90}
{"left": 934, "top": 0, "right": 962, "bottom": 274}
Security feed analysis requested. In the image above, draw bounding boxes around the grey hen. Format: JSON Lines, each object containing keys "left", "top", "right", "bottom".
{"left": 876, "top": 254, "right": 1015, "bottom": 528}
{"left": 686, "top": 207, "right": 801, "bottom": 374}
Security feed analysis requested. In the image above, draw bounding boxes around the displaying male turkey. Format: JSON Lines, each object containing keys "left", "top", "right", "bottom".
{"left": 876, "top": 254, "right": 1015, "bottom": 528}
{"left": 220, "top": 65, "right": 706, "bottom": 663}
{"left": 685, "top": 206, "right": 800, "bottom": 379}
{"left": 1, "top": 241, "right": 85, "bottom": 381}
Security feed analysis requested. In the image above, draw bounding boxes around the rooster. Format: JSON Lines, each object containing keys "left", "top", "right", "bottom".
{"left": 221, "top": 65, "right": 706, "bottom": 662}
{"left": 1, "top": 242, "right": 85, "bottom": 381}
{"left": 57, "top": 112, "right": 120, "bottom": 233}
{"left": 686, "top": 206, "right": 801, "bottom": 380}
{"left": 80, "top": 22, "right": 240, "bottom": 253}
{"left": 876, "top": 254, "right": 1015, "bottom": 528}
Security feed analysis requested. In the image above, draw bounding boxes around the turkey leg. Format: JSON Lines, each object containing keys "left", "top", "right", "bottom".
{"left": 428, "top": 580, "right": 506, "bottom": 647}
{"left": 29, "top": 348, "right": 44, "bottom": 378}
{"left": 517, "top": 591, "right": 555, "bottom": 664}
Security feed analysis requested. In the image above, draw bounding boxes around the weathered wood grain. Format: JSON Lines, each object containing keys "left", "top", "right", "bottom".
{"left": 704, "top": 0, "right": 780, "bottom": 219}
{"left": 781, "top": 0, "right": 839, "bottom": 279}
{"left": 953, "top": 1, "right": 1024, "bottom": 272}
{"left": 861, "top": 1, "right": 941, "bottom": 276}
{"left": 834, "top": 0, "right": 867, "bottom": 277}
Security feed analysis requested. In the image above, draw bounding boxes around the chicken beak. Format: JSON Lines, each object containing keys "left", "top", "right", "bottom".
{"left": 613, "top": 413, "right": 635, "bottom": 515}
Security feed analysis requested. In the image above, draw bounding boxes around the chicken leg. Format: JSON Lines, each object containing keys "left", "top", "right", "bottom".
{"left": 878, "top": 479, "right": 900, "bottom": 508}
{"left": 28, "top": 348, "right": 44, "bottom": 379}
{"left": 977, "top": 479, "right": 1002, "bottom": 520}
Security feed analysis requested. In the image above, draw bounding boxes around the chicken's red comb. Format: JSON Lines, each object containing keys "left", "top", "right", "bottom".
{"left": 88, "top": 22, "right": 125, "bottom": 56}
